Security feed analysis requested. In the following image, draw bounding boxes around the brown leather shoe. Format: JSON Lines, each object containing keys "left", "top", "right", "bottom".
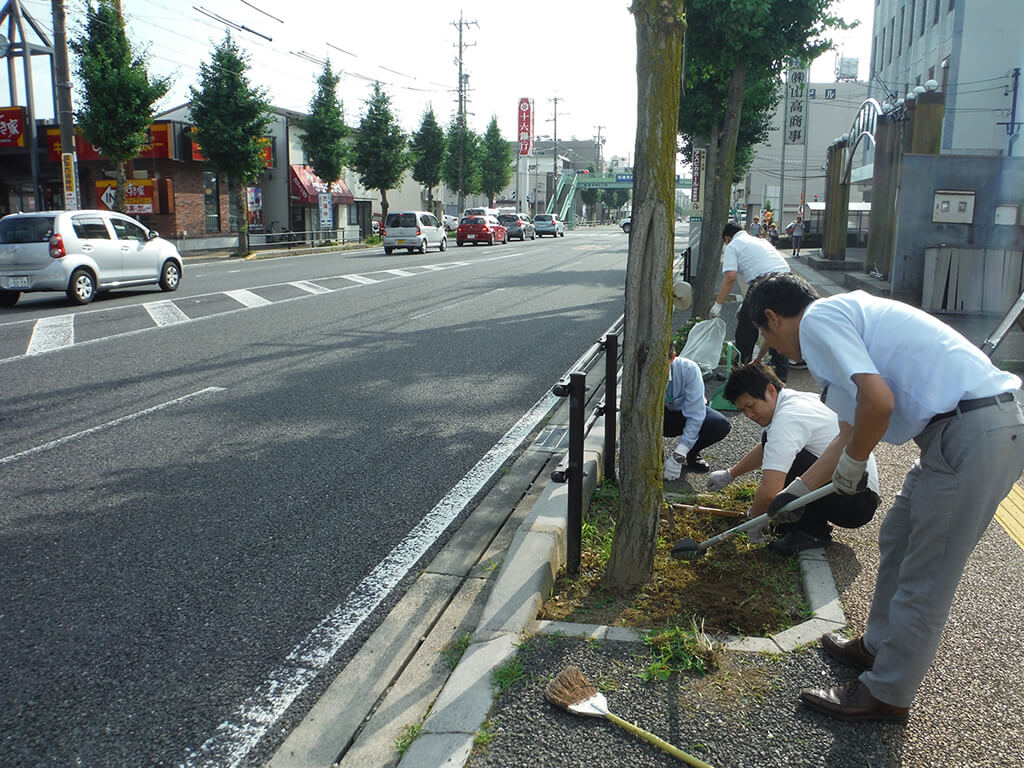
{"left": 800, "top": 680, "right": 909, "bottom": 722}
{"left": 822, "top": 632, "right": 875, "bottom": 671}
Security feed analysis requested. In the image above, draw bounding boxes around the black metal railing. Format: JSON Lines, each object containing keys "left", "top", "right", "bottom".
{"left": 551, "top": 314, "right": 624, "bottom": 576}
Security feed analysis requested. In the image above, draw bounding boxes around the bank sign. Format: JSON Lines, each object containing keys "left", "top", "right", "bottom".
{"left": 518, "top": 98, "right": 533, "bottom": 156}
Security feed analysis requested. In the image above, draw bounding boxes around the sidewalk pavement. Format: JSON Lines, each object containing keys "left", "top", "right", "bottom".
{"left": 268, "top": 247, "right": 1024, "bottom": 768}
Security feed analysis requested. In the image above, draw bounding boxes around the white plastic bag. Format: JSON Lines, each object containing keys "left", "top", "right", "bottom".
{"left": 680, "top": 317, "right": 726, "bottom": 376}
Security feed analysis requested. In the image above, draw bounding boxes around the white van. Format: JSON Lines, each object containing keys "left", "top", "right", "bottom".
{"left": 462, "top": 207, "right": 499, "bottom": 219}
{"left": 382, "top": 211, "right": 447, "bottom": 254}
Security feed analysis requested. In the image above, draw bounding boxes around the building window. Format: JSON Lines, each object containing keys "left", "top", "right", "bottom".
{"left": 928, "top": 65, "right": 935, "bottom": 82}
{"left": 921, "top": 0, "right": 927, "bottom": 35}
{"left": 203, "top": 170, "right": 220, "bottom": 233}
{"left": 898, "top": 8, "right": 905, "bottom": 55}
{"left": 934, "top": 0, "right": 940, "bottom": 23}
{"left": 948, "top": 0, "right": 954, "bottom": 10}
{"left": 880, "top": 28, "right": 886, "bottom": 67}
{"left": 909, "top": 0, "right": 915, "bottom": 42}
{"left": 872, "top": 36, "right": 878, "bottom": 71}
{"left": 888, "top": 18, "right": 895, "bottom": 63}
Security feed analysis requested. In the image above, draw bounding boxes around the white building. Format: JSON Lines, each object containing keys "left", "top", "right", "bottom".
{"left": 743, "top": 80, "right": 871, "bottom": 221}
{"left": 869, "top": 0, "right": 1024, "bottom": 156}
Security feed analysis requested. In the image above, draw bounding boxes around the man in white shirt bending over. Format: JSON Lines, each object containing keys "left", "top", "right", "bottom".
{"left": 707, "top": 362, "right": 879, "bottom": 556}
{"left": 710, "top": 222, "right": 791, "bottom": 381}
{"left": 745, "top": 271, "right": 1024, "bottom": 725}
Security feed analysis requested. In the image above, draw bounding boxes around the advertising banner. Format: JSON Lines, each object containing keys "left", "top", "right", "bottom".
{"left": 690, "top": 148, "right": 706, "bottom": 216}
{"left": 784, "top": 64, "right": 810, "bottom": 145}
{"left": 95, "top": 179, "right": 155, "bottom": 214}
{"left": 0, "top": 107, "right": 26, "bottom": 147}
{"left": 517, "top": 98, "right": 534, "bottom": 156}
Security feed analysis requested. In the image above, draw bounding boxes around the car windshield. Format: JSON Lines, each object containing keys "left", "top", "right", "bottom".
{"left": 498, "top": 215, "right": 517, "bottom": 224}
{"left": 535, "top": 215, "right": 551, "bottom": 222}
{"left": 0, "top": 216, "right": 55, "bottom": 243}
{"left": 386, "top": 213, "right": 418, "bottom": 228}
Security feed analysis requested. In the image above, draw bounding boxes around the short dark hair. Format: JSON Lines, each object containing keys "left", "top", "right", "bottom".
{"left": 723, "top": 362, "right": 784, "bottom": 404}
{"left": 743, "top": 272, "right": 818, "bottom": 328}
{"left": 722, "top": 222, "right": 742, "bottom": 239}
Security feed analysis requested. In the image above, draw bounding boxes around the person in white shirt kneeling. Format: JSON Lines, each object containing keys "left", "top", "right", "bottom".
{"left": 709, "top": 362, "right": 880, "bottom": 555}
{"left": 663, "top": 347, "right": 731, "bottom": 480}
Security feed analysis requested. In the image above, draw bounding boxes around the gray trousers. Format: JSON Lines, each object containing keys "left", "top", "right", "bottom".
{"left": 861, "top": 393, "right": 1024, "bottom": 706}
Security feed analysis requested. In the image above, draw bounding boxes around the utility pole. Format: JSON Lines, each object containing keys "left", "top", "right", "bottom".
{"left": 451, "top": 12, "right": 477, "bottom": 214}
{"left": 548, "top": 97, "right": 564, "bottom": 182}
{"left": 999, "top": 67, "right": 1021, "bottom": 157}
{"left": 52, "top": 0, "right": 78, "bottom": 209}
{"left": 593, "top": 124, "right": 605, "bottom": 172}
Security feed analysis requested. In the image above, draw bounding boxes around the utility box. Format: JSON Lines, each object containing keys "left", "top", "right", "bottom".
{"left": 932, "top": 190, "right": 976, "bottom": 224}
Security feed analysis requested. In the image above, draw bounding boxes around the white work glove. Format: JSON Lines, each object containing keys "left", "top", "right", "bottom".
{"left": 706, "top": 469, "right": 733, "bottom": 492}
{"left": 709, "top": 302, "right": 723, "bottom": 319}
{"left": 663, "top": 455, "right": 683, "bottom": 482}
{"left": 833, "top": 449, "right": 867, "bottom": 495}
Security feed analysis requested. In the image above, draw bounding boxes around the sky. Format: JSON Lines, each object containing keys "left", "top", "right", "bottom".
{"left": 6, "top": 0, "right": 873, "bottom": 167}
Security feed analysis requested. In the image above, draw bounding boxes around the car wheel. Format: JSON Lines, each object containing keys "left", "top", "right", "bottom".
{"left": 384, "top": 247, "right": 394, "bottom": 254}
{"left": 623, "top": 223, "right": 631, "bottom": 233}
{"left": 419, "top": 238, "right": 427, "bottom": 254}
{"left": 559, "top": 230, "right": 565, "bottom": 237}
{"left": 0, "top": 289, "right": 20, "bottom": 307}
{"left": 456, "top": 240, "right": 463, "bottom": 246}
{"left": 439, "top": 237, "right": 447, "bottom": 251}
{"left": 67, "top": 268, "right": 96, "bottom": 305}
{"left": 159, "top": 260, "right": 181, "bottom": 292}
{"left": 407, "top": 248, "right": 416, "bottom": 253}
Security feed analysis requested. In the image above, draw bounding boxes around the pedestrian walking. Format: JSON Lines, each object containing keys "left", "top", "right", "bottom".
{"left": 709, "top": 223, "right": 791, "bottom": 381}
{"left": 744, "top": 272, "right": 1024, "bottom": 723}
{"left": 662, "top": 348, "right": 731, "bottom": 480}
{"left": 791, "top": 216, "right": 805, "bottom": 256}
{"left": 749, "top": 216, "right": 761, "bottom": 237}
{"left": 713, "top": 362, "right": 879, "bottom": 555}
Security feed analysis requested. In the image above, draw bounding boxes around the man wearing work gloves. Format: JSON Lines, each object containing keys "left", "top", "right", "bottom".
{"left": 711, "top": 362, "right": 879, "bottom": 555}
{"left": 744, "top": 272, "right": 1024, "bottom": 723}
{"left": 710, "top": 223, "right": 791, "bottom": 381}
{"left": 663, "top": 347, "right": 731, "bottom": 480}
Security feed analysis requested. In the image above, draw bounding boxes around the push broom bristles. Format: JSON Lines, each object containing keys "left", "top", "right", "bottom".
{"left": 544, "top": 666, "right": 718, "bottom": 768}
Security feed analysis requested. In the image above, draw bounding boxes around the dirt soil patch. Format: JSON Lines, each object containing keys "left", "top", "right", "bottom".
{"left": 539, "top": 481, "right": 811, "bottom": 637}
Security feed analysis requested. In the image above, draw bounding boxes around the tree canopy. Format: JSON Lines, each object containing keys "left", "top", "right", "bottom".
{"left": 442, "top": 118, "right": 481, "bottom": 209}
{"left": 478, "top": 117, "right": 513, "bottom": 206}
{"left": 71, "top": 0, "right": 170, "bottom": 212}
{"left": 351, "top": 82, "right": 408, "bottom": 222}
{"left": 300, "top": 60, "right": 349, "bottom": 188}
{"left": 410, "top": 107, "right": 445, "bottom": 211}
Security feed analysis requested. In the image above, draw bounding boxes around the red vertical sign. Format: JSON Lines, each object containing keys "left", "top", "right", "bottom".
{"left": 518, "top": 98, "right": 533, "bottom": 156}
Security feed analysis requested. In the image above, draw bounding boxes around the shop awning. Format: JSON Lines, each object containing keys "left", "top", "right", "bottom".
{"left": 289, "top": 164, "right": 355, "bottom": 205}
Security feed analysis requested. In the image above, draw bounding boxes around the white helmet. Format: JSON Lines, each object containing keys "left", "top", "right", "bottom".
{"left": 672, "top": 278, "right": 693, "bottom": 311}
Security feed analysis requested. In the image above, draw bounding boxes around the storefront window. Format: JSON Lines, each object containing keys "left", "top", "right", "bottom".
{"left": 203, "top": 171, "right": 220, "bottom": 233}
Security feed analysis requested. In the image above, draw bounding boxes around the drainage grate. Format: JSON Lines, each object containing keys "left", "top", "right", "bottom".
{"left": 532, "top": 425, "right": 569, "bottom": 453}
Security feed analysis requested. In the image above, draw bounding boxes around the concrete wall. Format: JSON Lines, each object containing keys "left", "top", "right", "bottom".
{"left": 892, "top": 154, "right": 1024, "bottom": 299}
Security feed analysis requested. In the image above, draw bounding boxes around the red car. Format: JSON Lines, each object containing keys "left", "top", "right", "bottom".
{"left": 456, "top": 215, "right": 508, "bottom": 246}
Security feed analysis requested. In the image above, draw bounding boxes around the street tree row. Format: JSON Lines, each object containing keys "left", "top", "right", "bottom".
{"left": 69, "top": 0, "right": 515, "bottom": 256}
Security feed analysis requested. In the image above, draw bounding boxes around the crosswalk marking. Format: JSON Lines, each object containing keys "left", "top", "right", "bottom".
{"left": 225, "top": 289, "right": 272, "bottom": 307}
{"left": 290, "top": 280, "right": 332, "bottom": 295}
{"left": 27, "top": 315, "right": 74, "bottom": 355}
{"left": 383, "top": 269, "right": 416, "bottom": 277}
{"left": 145, "top": 300, "right": 190, "bottom": 326}
{"left": 341, "top": 274, "right": 380, "bottom": 285}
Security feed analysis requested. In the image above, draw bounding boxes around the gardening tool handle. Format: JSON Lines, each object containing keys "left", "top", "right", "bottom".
{"left": 606, "top": 713, "right": 717, "bottom": 768}
{"left": 700, "top": 482, "right": 837, "bottom": 550}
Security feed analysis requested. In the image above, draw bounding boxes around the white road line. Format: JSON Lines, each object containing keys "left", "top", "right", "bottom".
{"left": 145, "top": 300, "right": 190, "bottom": 326}
{"left": 225, "top": 289, "right": 272, "bottom": 307}
{"left": 382, "top": 269, "right": 416, "bottom": 277}
{"left": 0, "top": 387, "right": 226, "bottom": 466}
{"left": 26, "top": 315, "right": 74, "bottom": 355}
{"left": 340, "top": 274, "right": 379, "bottom": 285}
{"left": 420, "top": 264, "right": 446, "bottom": 271}
{"left": 180, "top": 387, "right": 562, "bottom": 768}
{"left": 289, "top": 280, "right": 332, "bottom": 295}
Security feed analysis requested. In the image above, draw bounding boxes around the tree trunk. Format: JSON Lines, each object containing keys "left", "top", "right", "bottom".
{"left": 380, "top": 189, "right": 389, "bottom": 225}
{"left": 604, "top": 0, "right": 685, "bottom": 591}
{"left": 113, "top": 160, "right": 127, "bottom": 213}
{"left": 692, "top": 62, "right": 749, "bottom": 314}
{"left": 235, "top": 181, "right": 249, "bottom": 257}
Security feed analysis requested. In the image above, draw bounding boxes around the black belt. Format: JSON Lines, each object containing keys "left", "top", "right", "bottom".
{"left": 928, "top": 391, "right": 1015, "bottom": 427}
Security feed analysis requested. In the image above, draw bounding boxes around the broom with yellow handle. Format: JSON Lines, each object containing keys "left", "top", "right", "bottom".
{"left": 544, "top": 666, "right": 717, "bottom": 768}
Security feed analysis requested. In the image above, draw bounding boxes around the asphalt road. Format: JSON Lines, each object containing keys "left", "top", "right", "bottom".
{"left": 0, "top": 228, "right": 629, "bottom": 766}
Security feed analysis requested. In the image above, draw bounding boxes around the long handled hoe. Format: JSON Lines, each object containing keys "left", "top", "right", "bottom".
{"left": 545, "top": 665, "right": 717, "bottom": 768}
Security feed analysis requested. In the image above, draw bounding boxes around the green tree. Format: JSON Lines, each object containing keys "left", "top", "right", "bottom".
{"left": 352, "top": 82, "right": 408, "bottom": 223}
{"left": 442, "top": 117, "right": 480, "bottom": 212}
{"left": 189, "top": 33, "right": 273, "bottom": 256}
{"left": 677, "top": 0, "right": 846, "bottom": 311}
{"left": 478, "top": 117, "right": 513, "bottom": 206}
{"left": 71, "top": 0, "right": 170, "bottom": 213}
{"left": 604, "top": 0, "right": 686, "bottom": 590}
{"left": 300, "top": 60, "right": 349, "bottom": 193}
{"left": 410, "top": 107, "right": 445, "bottom": 213}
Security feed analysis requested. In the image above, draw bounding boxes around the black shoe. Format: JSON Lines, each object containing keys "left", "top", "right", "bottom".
{"left": 768, "top": 530, "right": 830, "bottom": 555}
{"left": 686, "top": 456, "right": 710, "bottom": 473}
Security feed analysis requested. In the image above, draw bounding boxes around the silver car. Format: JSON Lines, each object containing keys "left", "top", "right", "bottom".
{"left": 533, "top": 213, "right": 565, "bottom": 237}
{"left": 0, "top": 209, "right": 183, "bottom": 306}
